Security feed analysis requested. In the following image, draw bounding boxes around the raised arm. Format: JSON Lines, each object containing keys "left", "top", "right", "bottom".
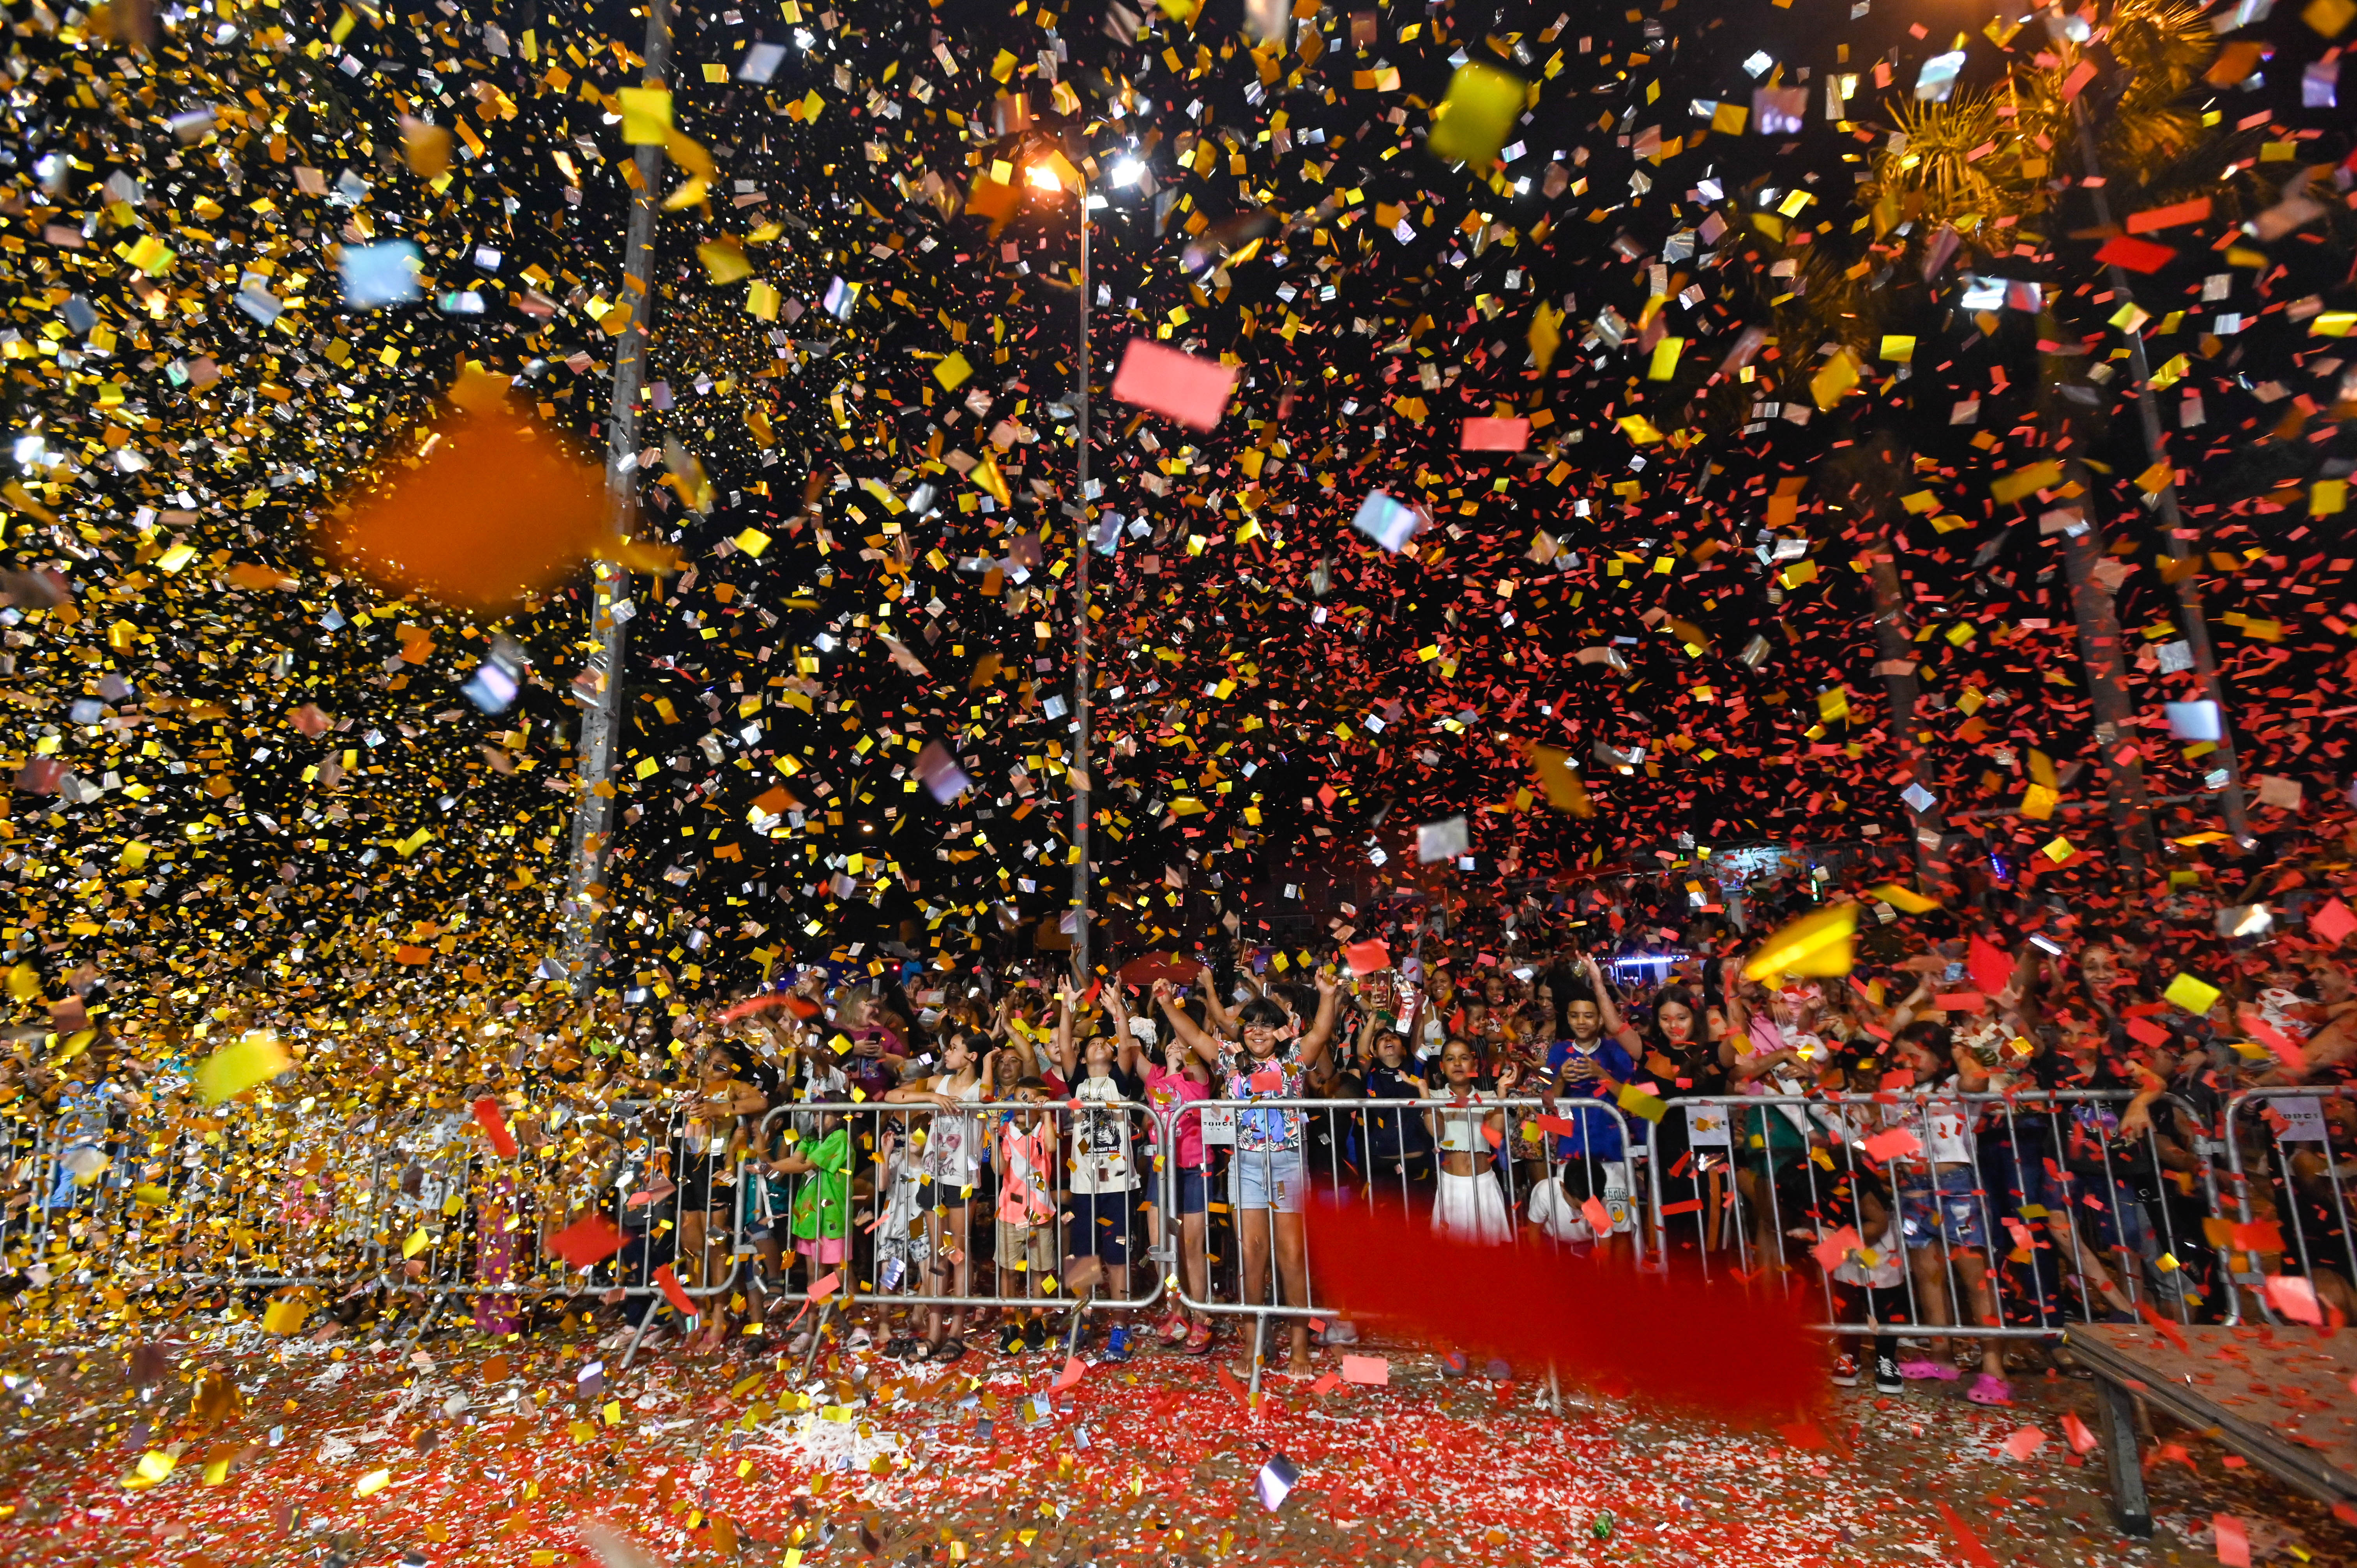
{"left": 1154, "top": 978, "right": 1222, "bottom": 1068}
{"left": 1108, "top": 982, "right": 1144, "bottom": 1080}
{"left": 1581, "top": 952, "right": 1641, "bottom": 1051}
{"left": 1198, "top": 962, "right": 1242, "bottom": 1037}
{"left": 1050, "top": 986, "right": 1081, "bottom": 1083}
{"left": 1295, "top": 971, "right": 1344, "bottom": 1072}
{"left": 1717, "top": 966, "right": 1752, "bottom": 1074}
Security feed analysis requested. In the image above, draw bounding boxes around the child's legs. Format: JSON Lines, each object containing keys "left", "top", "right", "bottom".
{"left": 1239, "top": 1203, "right": 1273, "bottom": 1307}
{"left": 1181, "top": 1210, "right": 1210, "bottom": 1318}
{"left": 1952, "top": 1252, "right": 2004, "bottom": 1373}
{"left": 1272, "top": 1210, "right": 1311, "bottom": 1368}
{"left": 1907, "top": 1239, "right": 1955, "bottom": 1344}
{"left": 925, "top": 1203, "right": 969, "bottom": 1338}
{"left": 2045, "top": 1205, "right": 2121, "bottom": 1298}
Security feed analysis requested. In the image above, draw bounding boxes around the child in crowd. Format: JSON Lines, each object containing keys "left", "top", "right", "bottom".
{"left": 768, "top": 1106, "right": 851, "bottom": 1356}
{"left": 1054, "top": 983, "right": 1148, "bottom": 1361}
{"left": 1425, "top": 1037, "right": 1518, "bottom": 1243}
{"left": 1132, "top": 986, "right": 1216, "bottom": 1353}
{"left": 1155, "top": 971, "right": 1340, "bottom": 1380}
{"left": 883, "top": 1028, "right": 987, "bottom": 1364}
{"left": 993, "top": 1080, "right": 1057, "bottom": 1354}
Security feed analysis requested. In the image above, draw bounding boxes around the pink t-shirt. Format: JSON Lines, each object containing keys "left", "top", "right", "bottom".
{"left": 1144, "top": 1063, "right": 1211, "bottom": 1169}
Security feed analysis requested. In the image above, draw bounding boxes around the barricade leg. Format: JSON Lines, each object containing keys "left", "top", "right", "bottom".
{"left": 618, "top": 1300, "right": 659, "bottom": 1374}
{"left": 799, "top": 1298, "right": 836, "bottom": 1381}
{"left": 2097, "top": 1376, "right": 2154, "bottom": 1537}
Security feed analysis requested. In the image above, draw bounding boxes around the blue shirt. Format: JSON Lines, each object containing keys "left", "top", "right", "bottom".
{"left": 1544, "top": 1037, "right": 1637, "bottom": 1160}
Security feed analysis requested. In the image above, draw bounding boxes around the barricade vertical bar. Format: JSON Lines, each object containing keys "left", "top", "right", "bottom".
{"left": 1993, "top": 1098, "right": 2055, "bottom": 1331}
{"left": 2221, "top": 1094, "right": 2258, "bottom": 1326}
{"left": 2140, "top": 1104, "right": 2191, "bottom": 1324}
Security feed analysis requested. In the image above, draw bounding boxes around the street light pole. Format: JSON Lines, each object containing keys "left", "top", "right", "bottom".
{"left": 1069, "top": 181, "right": 1094, "bottom": 980}
{"left": 2058, "top": 22, "right": 2250, "bottom": 844}
{"left": 560, "top": 0, "right": 671, "bottom": 996}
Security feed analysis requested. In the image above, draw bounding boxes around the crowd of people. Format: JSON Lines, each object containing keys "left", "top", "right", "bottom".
{"left": 9, "top": 808, "right": 2357, "bottom": 1405}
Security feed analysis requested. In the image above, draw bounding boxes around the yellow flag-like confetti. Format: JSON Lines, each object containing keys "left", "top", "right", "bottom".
{"left": 1865, "top": 882, "right": 1941, "bottom": 914}
{"left": 195, "top": 1031, "right": 290, "bottom": 1106}
{"left": 1743, "top": 904, "right": 1857, "bottom": 982}
{"left": 1428, "top": 62, "right": 1526, "bottom": 167}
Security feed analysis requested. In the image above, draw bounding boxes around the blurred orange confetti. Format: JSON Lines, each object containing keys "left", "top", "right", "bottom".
{"left": 325, "top": 397, "right": 606, "bottom": 611}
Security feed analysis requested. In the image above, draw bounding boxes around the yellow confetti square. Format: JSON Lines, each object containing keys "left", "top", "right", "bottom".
{"left": 2164, "top": 972, "right": 2221, "bottom": 1015}
{"left": 618, "top": 87, "right": 673, "bottom": 145}
{"left": 1428, "top": 62, "right": 1526, "bottom": 166}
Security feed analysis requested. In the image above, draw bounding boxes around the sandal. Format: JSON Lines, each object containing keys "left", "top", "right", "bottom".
{"left": 1183, "top": 1323, "right": 1215, "bottom": 1356}
{"left": 883, "top": 1335, "right": 921, "bottom": 1360}
{"left": 931, "top": 1337, "right": 968, "bottom": 1366}
{"left": 1966, "top": 1373, "right": 2012, "bottom": 1406}
{"left": 999, "top": 1324, "right": 1025, "bottom": 1355}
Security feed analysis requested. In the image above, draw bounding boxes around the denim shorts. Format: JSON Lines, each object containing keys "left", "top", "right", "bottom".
{"left": 1063, "top": 1187, "right": 1138, "bottom": 1264}
{"left": 1901, "top": 1165, "right": 1989, "bottom": 1250}
{"left": 1227, "top": 1146, "right": 1306, "bottom": 1214}
{"left": 1176, "top": 1166, "right": 1208, "bottom": 1217}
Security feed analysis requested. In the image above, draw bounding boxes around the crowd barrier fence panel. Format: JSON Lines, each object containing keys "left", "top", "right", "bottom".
{"left": 371, "top": 1100, "right": 773, "bottom": 1368}
{"left": 27, "top": 1095, "right": 403, "bottom": 1298}
{"left": 1164, "top": 1095, "right": 1643, "bottom": 1395}
{"left": 704, "top": 1098, "right": 1168, "bottom": 1375}
{"left": 1646, "top": 1089, "right": 2220, "bottom": 1340}
{"left": 2219, "top": 1086, "right": 2357, "bottom": 1328}
{"left": 4, "top": 1106, "right": 55, "bottom": 1290}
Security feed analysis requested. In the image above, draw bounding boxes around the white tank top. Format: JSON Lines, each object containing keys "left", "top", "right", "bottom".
{"left": 920, "top": 1077, "right": 984, "bottom": 1186}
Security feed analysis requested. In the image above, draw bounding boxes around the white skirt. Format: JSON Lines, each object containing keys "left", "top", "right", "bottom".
{"left": 1434, "top": 1168, "right": 1513, "bottom": 1244}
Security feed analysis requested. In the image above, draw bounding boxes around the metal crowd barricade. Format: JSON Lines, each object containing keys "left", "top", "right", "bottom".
{"left": 1164, "top": 1095, "right": 1644, "bottom": 1395}
{"left": 51, "top": 1097, "right": 411, "bottom": 1295}
{"left": 366, "top": 1098, "right": 760, "bottom": 1362}
{"left": 1647, "top": 1089, "right": 2220, "bottom": 1340}
{"left": 742, "top": 1095, "right": 1164, "bottom": 1333}
{"left": 3, "top": 1086, "right": 767, "bottom": 1351}
{"left": 6, "top": 1091, "right": 409, "bottom": 1306}
{"left": 2219, "top": 1085, "right": 2357, "bottom": 1326}
{"left": 703, "top": 1095, "right": 1168, "bottom": 1376}
{"left": 3, "top": 1106, "right": 55, "bottom": 1287}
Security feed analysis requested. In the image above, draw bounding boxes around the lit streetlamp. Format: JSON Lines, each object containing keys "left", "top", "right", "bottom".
{"left": 1025, "top": 150, "right": 1098, "bottom": 978}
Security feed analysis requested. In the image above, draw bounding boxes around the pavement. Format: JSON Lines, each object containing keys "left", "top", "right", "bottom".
{"left": 3, "top": 1308, "right": 2354, "bottom": 1568}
